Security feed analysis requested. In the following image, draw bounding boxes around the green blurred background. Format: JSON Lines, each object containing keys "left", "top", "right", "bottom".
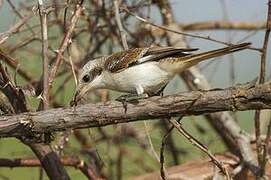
{"left": 0, "top": 0, "right": 270, "bottom": 179}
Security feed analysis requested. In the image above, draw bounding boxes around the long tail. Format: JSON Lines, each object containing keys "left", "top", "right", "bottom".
{"left": 162, "top": 42, "right": 251, "bottom": 73}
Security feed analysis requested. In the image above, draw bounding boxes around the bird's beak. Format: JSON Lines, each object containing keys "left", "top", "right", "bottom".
{"left": 70, "top": 85, "right": 90, "bottom": 106}
{"left": 71, "top": 90, "right": 80, "bottom": 106}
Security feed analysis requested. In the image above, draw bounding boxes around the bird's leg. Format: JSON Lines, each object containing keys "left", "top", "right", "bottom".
{"left": 116, "top": 85, "right": 148, "bottom": 102}
{"left": 115, "top": 93, "right": 148, "bottom": 102}
{"left": 134, "top": 85, "right": 149, "bottom": 99}
{"left": 116, "top": 93, "right": 137, "bottom": 101}
{"left": 153, "top": 84, "right": 168, "bottom": 97}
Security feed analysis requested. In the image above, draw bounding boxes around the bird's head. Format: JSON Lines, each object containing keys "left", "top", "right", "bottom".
{"left": 72, "top": 58, "right": 105, "bottom": 105}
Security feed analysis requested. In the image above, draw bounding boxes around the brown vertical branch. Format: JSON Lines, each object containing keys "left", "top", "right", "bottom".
{"left": 254, "top": 112, "right": 262, "bottom": 173}
{"left": 38, "top": 0, "right": 49, "bottom": 109}
{"left": 259, "top": 0, "right": 271, "bottom": 177}
{"left": 48, "top": 0, "right": 83, "bottom": 90}
{"left": 20, "top": 2, "right": 71, "bottom": 180}
{"left": 160, "top": 129, "right": 171, "bottom": 180}
{"left": 219, "top": 0, "right": 236, "bottom": 86}
{"left": 0, "top": 64, "right": 28, "bottom": 113}
{"left": 0, "top": 62, "right": 70, "bottom": 179}
{"left": 114, "top": 0, "right": 129, "bottom": 50}
{"left": 113, "top": 3, "right": 130, "bottom": 179}
{"left": 160, "top": 118, "right": 178, "bottom": 180}
{"left": 155, "top": 0, "right": 259, "bottom": 176}
{"left": 159, "top": 120, "right": 180, "bottom": 165}
{"left": 37, "top": 1, "right": 49, "bottom": 178}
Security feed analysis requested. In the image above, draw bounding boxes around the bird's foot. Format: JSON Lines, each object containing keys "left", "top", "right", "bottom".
{"left": 116, "top": 93, "right": 148, "bottom": 102}
{"left": 116, "top": 94, "right": 149, "bottom": 113}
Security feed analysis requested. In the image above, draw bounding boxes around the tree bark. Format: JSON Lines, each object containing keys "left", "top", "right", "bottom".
{"left": 0, "top": 81, "right": 271, "bottom": 137}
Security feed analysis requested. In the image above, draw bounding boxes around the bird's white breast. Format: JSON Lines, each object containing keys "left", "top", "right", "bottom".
{"left": 102, "top": 62, "right": 174, "bottom": 94}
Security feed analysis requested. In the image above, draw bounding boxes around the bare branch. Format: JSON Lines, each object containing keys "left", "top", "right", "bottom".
{"left": 38, "top": 0, "right": 50, "bottom": 109}
{"left": 0, "top": 156, "right": 100, "bottom": 179}
{"left": 27, "top": 142, "right": 70, "bottom": 180}
{"left": 114, "top": 0, "right": 129, "bottom": 50}
{"left": 169, "top": 118, "right": 230, "bottom": 179}
{"left": 182, "top": 21, "right": 266, "bottom": 31}
{"left": 123, "top": 7, "right": 260, "bottom": 52}
{"left": 6, "top": 0, "right": 36, "bottom": 35}
{"left": 0, "top": 81, "right": 271, "bottom": 137}
{"left": 48, "top": 1, "right": 83, "bottom": 88}
{"left": 0, "top": 16, "right": 32, "bottom": 45}
{"left": 0, "top": 50, "right": 33, "bottom": 82}
{"left": 258, "top": 0, "right": 271, "bottom": 177}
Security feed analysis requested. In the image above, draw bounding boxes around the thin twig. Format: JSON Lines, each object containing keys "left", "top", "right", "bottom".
{"left": 48, "top": 0, "right": 83, "bottom": 89}
{"left": 67, "top": 46, "right": 78, "bottom": 87}
{"left": 182, "top": 21, "right": 266, "bottom": 31}
{"left": 6, "top": 0, "right": 36, "bottom": 35}
{"left": 123, "top": 7, "right": 261, "bottom": 52}
{"left": 160, "top": 117, "right": 182, "bottom": 180}
{"left": 144, "top": 121, "right": 160, "bottom": 162}
{"left": 0, "top": 156, "right": 100, "bottom": 179}
{"left": 160, "top": 127, "right": 172, "bottom": 180}
{"left": 169, "top": 118, "right": 231, "bottom": 179}
{"left": 0, "top": 15, "right": 32, "bottom": 44}
{"left": 0, "top": 50, "right": 33, "bottom": 82}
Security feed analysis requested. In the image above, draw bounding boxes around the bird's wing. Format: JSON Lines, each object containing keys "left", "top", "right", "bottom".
{"left": 104, "top": 47, "right": 198, "bottom": 73}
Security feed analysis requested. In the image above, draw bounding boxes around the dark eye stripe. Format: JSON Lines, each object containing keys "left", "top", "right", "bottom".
{"left": 93, "top": 67, "right": 102, "bottom": 76}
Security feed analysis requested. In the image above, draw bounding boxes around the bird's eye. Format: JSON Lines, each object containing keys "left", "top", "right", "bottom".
{"left": 82, "top": 74, "right": 91, "bottom": 82}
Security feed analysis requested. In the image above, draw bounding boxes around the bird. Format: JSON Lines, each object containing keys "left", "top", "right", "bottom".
{"left": 72, "top": 43, "right": 251, "bottom": 104}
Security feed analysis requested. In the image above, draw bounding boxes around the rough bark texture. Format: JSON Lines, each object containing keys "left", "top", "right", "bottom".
{"left": 0, "top": 81, "right": 270, "bottom": 137}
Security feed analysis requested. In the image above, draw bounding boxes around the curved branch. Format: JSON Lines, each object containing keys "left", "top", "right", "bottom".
{"left": 0, "top": 81, "right": 271, "bottom": 137}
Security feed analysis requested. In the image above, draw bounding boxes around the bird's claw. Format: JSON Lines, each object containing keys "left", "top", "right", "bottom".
{"left": 116, "top": 94, "right": 149, "bottom": 113}
{"left": 115, "top": 94, "right": 148, "bottom": 102}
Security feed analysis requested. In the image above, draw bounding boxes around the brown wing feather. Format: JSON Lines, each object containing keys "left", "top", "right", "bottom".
{"left": 104, "top": 48, "right": 148, "bottom": 73}
{"left": 147, "top": 47, "right": 198, "bottom": 55}
{"left": 141, "top": 47, "right": 198, "bottom": 63}
{"left": 104, "top": 47, "right": 198, "bottom": 73}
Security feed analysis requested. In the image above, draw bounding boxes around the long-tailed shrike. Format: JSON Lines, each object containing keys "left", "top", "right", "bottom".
{"left": 73, "top": 43, "right": 250, "bottom": 103}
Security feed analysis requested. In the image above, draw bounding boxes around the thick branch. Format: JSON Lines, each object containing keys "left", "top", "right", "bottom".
{"left": 27, "top": 143, "right": 70, "bottom": 180}
{"left": 0, "top": 81, "right": 271, "bottom": 137}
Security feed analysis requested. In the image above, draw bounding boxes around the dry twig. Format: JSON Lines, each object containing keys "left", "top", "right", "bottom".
{"left": 114, "top": 0, "right": 129, "bottom": 50}
{"left": 257, "top": 0, "right": 271, "bottom": 178}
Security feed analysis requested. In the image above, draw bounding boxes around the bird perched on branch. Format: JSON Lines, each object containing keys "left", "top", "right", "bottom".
{"left": 72, "top": 43, "right": 250, "bottom": 104}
